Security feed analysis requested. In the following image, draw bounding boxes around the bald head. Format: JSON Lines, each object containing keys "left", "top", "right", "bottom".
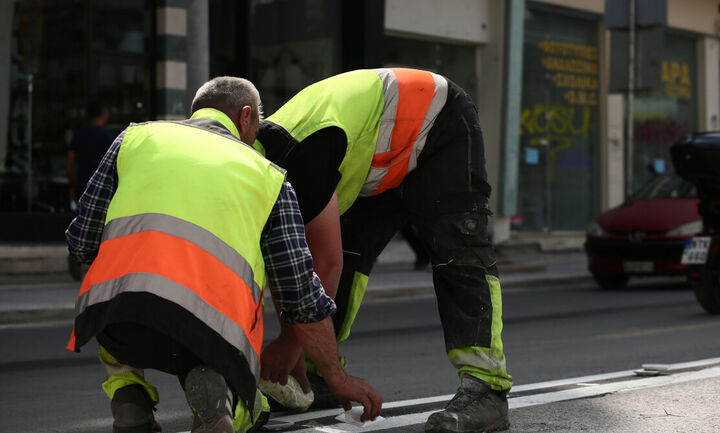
{"left": 191, "top": 76, "right": 263, "bottom": 144}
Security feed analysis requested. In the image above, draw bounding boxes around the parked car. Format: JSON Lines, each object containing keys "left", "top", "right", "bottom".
{"left": 585, "top": 172, "right": 700, "bottom": 288}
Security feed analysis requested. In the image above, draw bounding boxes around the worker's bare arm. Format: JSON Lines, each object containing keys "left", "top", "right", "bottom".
{"left": 304, "top": 191, "right": 343, "bottom": 298}
{"left": 261, "top": 303, "right": 311, "bottom": 392}
{"left": 293, "top": 317, "right": 382, "bottom": 421}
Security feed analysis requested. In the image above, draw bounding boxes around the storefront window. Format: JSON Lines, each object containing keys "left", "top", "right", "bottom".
{"left": 631, "top": 32, "right": 697, "bottom": 192}
{"left": 249, "top": 0, "right": 341, "bottom": 114}
{"left": 2, "top": 0, "right": 150, "bottom": 215}
{"left": 4, "top": 1, "right": 86, "bottom": 213}
{"left": 518, "top": 8, "right": 601, "bottom": 232}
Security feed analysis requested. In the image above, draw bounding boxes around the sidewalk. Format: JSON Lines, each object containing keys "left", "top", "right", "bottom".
{"left": 0, "top": 239, "right": 592, "bottom": 324}
{"left": 365, "top": 238, "right": 591, "bottom": 299}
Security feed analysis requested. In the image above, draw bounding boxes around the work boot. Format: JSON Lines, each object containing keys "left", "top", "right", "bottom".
{"left": 425, "top": 374, "right": 509, "bottom": 433}
{"left": 307, "top": 372, "right": 341, "bottom": 409}
{"left": 111, "top": 385, "right": 162, "bottom": 433}
{"left": 247, "top": 410, "right": 269, "bottom": 433}
{"left": 184, "top": 366, "right": 234, "bottom": 433}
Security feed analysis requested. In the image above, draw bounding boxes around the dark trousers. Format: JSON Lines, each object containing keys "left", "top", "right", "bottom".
{"left": 333, "top": 82, "right": 500, "bottom": 352}
{"left": 97, "top": 322, "right": 203, "bottom": 389}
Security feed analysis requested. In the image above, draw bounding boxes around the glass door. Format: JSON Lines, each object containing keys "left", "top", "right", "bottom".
{"left": 518, "top": 8, "right": 601, "bottom": 232}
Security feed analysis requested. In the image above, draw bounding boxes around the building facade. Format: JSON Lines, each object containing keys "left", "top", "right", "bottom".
{"left": 1, "top": 0, "right": 719, "bottom": 245}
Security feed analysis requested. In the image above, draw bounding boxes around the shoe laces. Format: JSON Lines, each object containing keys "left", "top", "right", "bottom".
{"left": 445, "top": 386, "right": 478, "bottom": 412}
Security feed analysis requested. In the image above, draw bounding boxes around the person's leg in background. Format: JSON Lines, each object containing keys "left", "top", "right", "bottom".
{"left": 400, "top": 222, "right": 432, "bottom": 271}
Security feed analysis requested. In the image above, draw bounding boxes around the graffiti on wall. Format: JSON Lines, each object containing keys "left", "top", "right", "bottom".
{"left": 520, "top": 103, "right": 592, "bottom": 175}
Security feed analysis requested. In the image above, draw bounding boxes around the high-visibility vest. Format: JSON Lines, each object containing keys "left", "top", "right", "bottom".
{"left": 256, "top": 68, "right": 448, "bottom": 214}
{"left": 67, "top": 108, "right": 286, "bottom": 410}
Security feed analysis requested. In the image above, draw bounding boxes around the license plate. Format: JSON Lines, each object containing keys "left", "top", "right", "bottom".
{"left": 681, "top": 236, "right": 712, "bottom": 264}
{"left": 623, "top": 261, "right": 653, "bottom": 273}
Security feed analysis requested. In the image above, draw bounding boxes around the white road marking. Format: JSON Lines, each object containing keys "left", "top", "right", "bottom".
{"left": 177, "top": 357, "right": 720, "bottom": 433}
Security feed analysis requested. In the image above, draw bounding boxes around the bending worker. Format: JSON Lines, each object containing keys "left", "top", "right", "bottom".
{"left": 255, "top": 68, "right": 512, "bottom": 433}
{"left": 65, "top": 76, "right": 381, "bottom": 433}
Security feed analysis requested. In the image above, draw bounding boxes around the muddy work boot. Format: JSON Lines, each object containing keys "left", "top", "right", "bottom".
{"left": 111, "top": 385, "right": 162, "bottom": 433}
{"left": 425, "top": 374, "right": 509, "bottom": 433}
{"left": 184, "top": 366, "right": 234, "bottom": 433}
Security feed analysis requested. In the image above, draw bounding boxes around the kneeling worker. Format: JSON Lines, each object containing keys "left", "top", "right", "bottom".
{"left": 65, "top": 76, "right": 382, "bottom": 433}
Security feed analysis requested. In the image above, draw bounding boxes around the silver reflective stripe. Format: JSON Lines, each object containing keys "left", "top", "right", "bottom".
{"left": 76, "top": 272, "right": 261, "bottom": 380}
{"left": 449, "top": 348, "right": 507, "bottom": 373}
{"left": 413, "top": 72, "right": 449, "bottom": 170}
{"left": 374, "top": 68, "right": 400, "bottom": 156}
{"left": 360, "top": 69, "right": 449, "bottom": 196}
{"left": 102, "top": 213, "right": 262, "bottom": 303}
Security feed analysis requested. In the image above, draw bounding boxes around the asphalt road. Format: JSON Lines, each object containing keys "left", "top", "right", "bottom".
{"left": 2, "top": 277, "right": 719, "bottom": 433}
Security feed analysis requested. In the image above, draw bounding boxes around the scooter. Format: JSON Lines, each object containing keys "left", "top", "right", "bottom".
{"left": 671, "top": 132, "right": 720, "bottom": 314}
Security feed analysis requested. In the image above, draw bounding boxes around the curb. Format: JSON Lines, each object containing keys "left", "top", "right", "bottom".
{"left": 1, "top": 308, "right": 76, "bottom": 325}
{"left": 363, "top": 275, "right": 594, "bottom": 300}
{"left": 0, "top": 245, "right": 68, "bottom": 275}
{"left": 0, "top": 275, "right": 596, "bottom": 326}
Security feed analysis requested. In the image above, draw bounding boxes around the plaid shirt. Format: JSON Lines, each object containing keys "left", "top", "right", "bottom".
{"left": 66, "top": 127, "right": 335, "bottom": 324}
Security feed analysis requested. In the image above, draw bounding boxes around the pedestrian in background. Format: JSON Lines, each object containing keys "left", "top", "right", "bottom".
{"left": 65, "top": 99, "right": 115, "bottom": 280}
{"left": 255, "top": 68, "right": 511, "bottom": 433}
{"left": 65, "top": 76, "right": 382, "bottom": 433}
{"left": 66, "top": 99, "right": 115, "bottom": 209}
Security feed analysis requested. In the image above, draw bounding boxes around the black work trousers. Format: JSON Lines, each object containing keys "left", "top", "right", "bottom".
{"left": 332, "top": 82, "right": 500, "bottom": 353}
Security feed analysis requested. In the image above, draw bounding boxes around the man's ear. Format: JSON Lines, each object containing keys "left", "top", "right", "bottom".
{"left": 230, "top": 105, "right": 251, "bottom": 136}
{"left": 239, "top": 105, "right": 253, "bottom": 130}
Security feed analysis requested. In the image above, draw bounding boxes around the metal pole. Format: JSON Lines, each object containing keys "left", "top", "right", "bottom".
{"left": 500, "top": 0, "right": 526, "bottom": 217}
{"left": 186, "top": 0, "right": 209, "bottom": 110}
{"left": 26, "top": 73, "right": 33, "bottom": 213}
{"left": 626, "top": 0, "right": 635, "bottom": 199}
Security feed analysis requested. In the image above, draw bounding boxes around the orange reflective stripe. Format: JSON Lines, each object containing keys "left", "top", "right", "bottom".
{"left": 66, "top": 329, "right": 76, "bottom": 352}
{"left": 370, "top": 68, "right": 436, "bottom": 195}
{"left": 370, "top": 146, "right": 413, "bottom": 196}
{"left": 76, "top": 231, "right": 263, "bottom": 354}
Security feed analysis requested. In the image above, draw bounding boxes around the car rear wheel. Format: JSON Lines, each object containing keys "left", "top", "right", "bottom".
{"left": 593, "top": 274, "right": 629, "bottom": 289}
{"left": 693, "top": 260, "right": 720, "bottom": 314}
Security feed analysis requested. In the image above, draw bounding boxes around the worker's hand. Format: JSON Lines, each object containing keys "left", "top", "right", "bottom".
{"left": 324, "top": 373, "right": 383, "bottom": 422}
{"left": 289, "top": 355, "right": 311, "bottom": 393}
{"left": 260, "top": 328, "right": 304, "bottom": 386}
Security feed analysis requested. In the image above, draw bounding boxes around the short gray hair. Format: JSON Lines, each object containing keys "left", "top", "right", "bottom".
{"left": 190, "top": 76, "right": 262, "bottom": 118}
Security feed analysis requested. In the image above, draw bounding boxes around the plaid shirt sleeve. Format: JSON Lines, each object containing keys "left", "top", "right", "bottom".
{"left": 65, "top": 130, "right": 126, "bottom": 264}
{"left": 261, "top": 181, "right": 337, "bottom": 324}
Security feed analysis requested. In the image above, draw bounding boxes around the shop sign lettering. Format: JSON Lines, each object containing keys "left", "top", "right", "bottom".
{"left": 661, "top": 60, "right": 692, "bottom": 100}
